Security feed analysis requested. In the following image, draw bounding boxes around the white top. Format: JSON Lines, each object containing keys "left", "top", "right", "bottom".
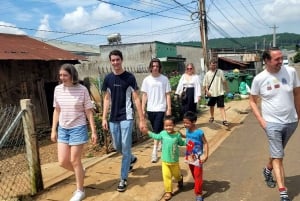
{"left": 175, "top": 74, "right": 201, "bottom": 103}
{"left": 53, "top": 84, "right": 93, "bottom": 128}
{"left": 250, "top": 66, "right": 300, "bottom": 123}
{"left": 141, "top": 74, "right": 171, "bottom": 112}
{"left": 203, "top": 69, "right": 226, "bottom": 97}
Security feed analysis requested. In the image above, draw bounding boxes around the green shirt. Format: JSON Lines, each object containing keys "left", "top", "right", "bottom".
{"left": 149, "top": 130, "right": 186, "bottom": 163}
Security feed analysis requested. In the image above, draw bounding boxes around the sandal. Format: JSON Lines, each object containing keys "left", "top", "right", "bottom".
{"left": 222, "top": 120, "right": 229, "bottom": 126}
{"left": 177, "top": 175, "right": 183, "bottom": 189}
{"left": 163, "top": 192, "right": 172, "bottom": 200}
{"left": 209, "top": 117, "right": 214, "bottom": 123}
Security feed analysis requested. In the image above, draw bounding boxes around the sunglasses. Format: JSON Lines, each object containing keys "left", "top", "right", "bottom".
{"left": 186, "top": 68, "right": 193, "bottom": 70}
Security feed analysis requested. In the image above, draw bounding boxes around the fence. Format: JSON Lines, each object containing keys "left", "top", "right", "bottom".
{"left": 0, "top": 100, "right": 43, "bottom": 200}
{"left": 0, "top": 98, "right": 145, "bottom": 200}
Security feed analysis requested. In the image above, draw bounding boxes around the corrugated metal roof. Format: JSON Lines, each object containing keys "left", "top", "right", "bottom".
{"left": 0, "top": 33, "right": 86, "bottom": 60}
{"left": 219, "top": 57, "right": 248, "bottom": 67}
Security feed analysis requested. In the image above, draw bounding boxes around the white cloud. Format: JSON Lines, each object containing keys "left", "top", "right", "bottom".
{"left": 35, "top": 15, "right": 51, "bottom": 38}
{"left": 0, "top": 21, "right": 26, "bottom": 35}
{"left": 91, "top": 3, "right": 123, "bottom": 21}
{"left": 60, "top": 7, "right": 92, "bottom": 32}
{"left": 262, "top": 0, "right": 300, "bottom": 23}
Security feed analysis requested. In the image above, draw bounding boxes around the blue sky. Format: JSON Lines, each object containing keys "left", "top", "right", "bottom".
{"left": 0, "top": 0, "right": 299, "bottom": 45}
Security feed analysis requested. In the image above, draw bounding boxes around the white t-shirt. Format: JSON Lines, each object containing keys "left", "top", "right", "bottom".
{"left": 250, "top": 66, "right": 300, "bottom": 123}
{"left": 141, "top": 74, "right": 171, "bottom": 112}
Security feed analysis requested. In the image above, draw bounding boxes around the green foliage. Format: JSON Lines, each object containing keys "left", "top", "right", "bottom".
{"left": 294, "top": 52, "right": 300, "bottom": 63}
{"left": 169, "top": 75, "right": 181, "bottom": 90}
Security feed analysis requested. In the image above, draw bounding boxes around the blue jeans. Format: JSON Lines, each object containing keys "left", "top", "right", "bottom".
{"left": 109, "top": 120, "right": 135, "bottom": 180}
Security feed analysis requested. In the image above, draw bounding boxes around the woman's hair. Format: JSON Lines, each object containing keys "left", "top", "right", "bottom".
{"left": 148, "top": 58, "right": 162, "bottom": 73}
{"left": 60, "top": 63, "right": 79, "bottom": 85}
{"left": 185, "top": 63, "right": 195, "bottom": 74}
{"left": 109, "top": 49, "right": 123, "bottom": 61}
{"left": 183, "top": 111, "right": 197, "bottom": 122}
{"left": 164, "top": 115, "right": 176, "bottom": 124}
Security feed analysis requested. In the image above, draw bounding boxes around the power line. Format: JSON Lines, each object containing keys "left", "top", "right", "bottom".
{"left": 171, "top": 0, "right": 194, "bottom": 13}
{"left": 207, "top": 16, "right": 245, "bottom": 47}
{"left": 224, "top": 0, "right": 265, "bottom": 29}
{"left": 247, "top": 0, "right": 269, "bottom": 26}
{"left": 211, "top": 1, "right": 248, "bottom": 37}
{"left": 238, "top": 0, "right": 268, "bottom": 27}
{"left": 46, "top": 1, "right": 191, "bottom": 41}
{"left": 97, "top": 0, "right": 189, "bottom": 21}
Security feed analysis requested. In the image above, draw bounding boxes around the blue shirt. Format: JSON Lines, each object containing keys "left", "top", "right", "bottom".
{"left": 102, "top": 71, "right": 138, "bottom": 122}
{"left": 186, "top": 128, "right": 204, "bottom": 158}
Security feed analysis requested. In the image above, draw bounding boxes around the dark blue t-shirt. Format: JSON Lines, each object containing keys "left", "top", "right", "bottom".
{"left": 102, "top": 71, "right": 138, "bottom": 122}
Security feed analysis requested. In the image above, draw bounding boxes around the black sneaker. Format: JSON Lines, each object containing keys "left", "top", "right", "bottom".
{"left": 117, "top": 179, "right": 127, "bottom": 192}
{"left": 129, "top": 156, "right": 137, "bottom": 172}
{"left": 263, "top": 168, "right": 276, "bottom": 188}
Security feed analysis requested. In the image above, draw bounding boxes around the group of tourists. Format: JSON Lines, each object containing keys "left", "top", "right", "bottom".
{"left": 51, "top": 47, "right": 299, "bottom": 201}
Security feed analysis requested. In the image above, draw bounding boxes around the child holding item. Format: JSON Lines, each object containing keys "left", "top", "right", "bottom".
{"left": 141, "top": 115, "right": 186, "bottom": 200}
{"left": 183, "top": 111, "right": 209, "bottom": 201}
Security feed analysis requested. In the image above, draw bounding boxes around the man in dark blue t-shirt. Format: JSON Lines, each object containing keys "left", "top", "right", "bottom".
{"left": 102, "top": 49, "right": 145, "bottom": 192}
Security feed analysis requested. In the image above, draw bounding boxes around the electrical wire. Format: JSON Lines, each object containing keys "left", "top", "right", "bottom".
{"left": 207, "top": 16, "right": 245, "bottom": 47}
{"left": 97, "top": 0, "right": 189, "bottom": 21}
{"left": 247, "top": 0, "right": 270, "bottom": 26}
{"left": 224, "top": 0, "right": 265, "bottom": 29}
{"left": 211, "top": 1, "right": 248, "bottom": 37}
{"left": 238, "top": 0, "right": 268, "bottom": 27}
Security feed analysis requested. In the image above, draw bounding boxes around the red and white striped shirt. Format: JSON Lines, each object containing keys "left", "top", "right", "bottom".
{"left": 53, "top": 84, "right": 93, "bottom": 129}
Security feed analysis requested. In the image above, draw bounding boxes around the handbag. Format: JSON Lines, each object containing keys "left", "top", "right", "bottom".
{"left": 180, "top": 87, "right": 187, "bottom": 101}
{"left": 205, "top": 69, "right": 218, "bottom": 99}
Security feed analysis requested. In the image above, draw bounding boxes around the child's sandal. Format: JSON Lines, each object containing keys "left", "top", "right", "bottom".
{"left": 222, "top": 120, "right": 229, "bottom": 126}
{"left": 163, "top": 192, "right": 172, "bottom": 200}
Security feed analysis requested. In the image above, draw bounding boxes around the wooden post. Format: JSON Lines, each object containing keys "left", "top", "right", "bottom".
{"left": 20, "top": 99, "right": 44, "bottom": 194}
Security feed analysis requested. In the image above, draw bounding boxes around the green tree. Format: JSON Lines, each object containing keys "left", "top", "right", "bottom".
{"left": 294, "top": 52, "right": 300, "bottom": 63}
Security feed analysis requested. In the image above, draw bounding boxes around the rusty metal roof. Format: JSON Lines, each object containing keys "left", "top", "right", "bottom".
{"left": 219, "top": 57, "right": 249, "bottom": 67}
{"left": 0, "top": 33, "right": 86, "bottom": 61}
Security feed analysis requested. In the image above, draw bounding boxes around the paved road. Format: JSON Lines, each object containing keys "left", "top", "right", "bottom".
{"left": 171, "top": 106, "right": 300, "bottom": 200}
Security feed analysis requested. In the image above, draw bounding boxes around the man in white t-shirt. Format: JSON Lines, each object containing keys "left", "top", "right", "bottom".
{"left": 250, "top": 47, "right": 300, "bottom": 201}
{"left": 141, "top": 58, "right": 172, "bottom": 163}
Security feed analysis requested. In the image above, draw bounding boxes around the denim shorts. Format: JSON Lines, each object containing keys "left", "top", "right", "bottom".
{"left": 265, "top": 121, "right": 298, "bottom": 158}
{"left": 57, "top": 125, "right": 88, "bottom": 146}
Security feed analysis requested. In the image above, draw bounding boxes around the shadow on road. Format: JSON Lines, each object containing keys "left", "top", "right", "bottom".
{"left": 203, "top": 179, "right": 230, "bottom": 198}
{"left": 286, "top": 175, "right": 300, "bottom": 200}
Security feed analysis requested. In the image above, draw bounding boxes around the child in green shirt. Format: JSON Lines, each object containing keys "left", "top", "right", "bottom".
{"left": 141, "top": 115, "right": 186, "bottom": 200}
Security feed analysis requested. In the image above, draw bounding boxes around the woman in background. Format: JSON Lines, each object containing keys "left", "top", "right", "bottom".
{"left": 175, "top": 63, "right": 201, "bottom": 118}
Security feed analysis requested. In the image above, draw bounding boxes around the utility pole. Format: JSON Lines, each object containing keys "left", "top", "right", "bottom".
{"left": 271, "top": 24, "right": 278, "bottom": 47}
{"left": 199, "top": 0, "right": 209, "bottom": 70}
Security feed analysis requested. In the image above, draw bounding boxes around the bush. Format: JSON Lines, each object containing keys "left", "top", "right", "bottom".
{"left": 293, "top": 52, "right": 300, "bottom": 63}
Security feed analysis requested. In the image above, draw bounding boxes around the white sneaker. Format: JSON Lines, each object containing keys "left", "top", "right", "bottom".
{"left": 151, "top": 154, "right": 158, "bottom": 163}
{"left": 70, "top": 190, "right": 85, "bottom": 201}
